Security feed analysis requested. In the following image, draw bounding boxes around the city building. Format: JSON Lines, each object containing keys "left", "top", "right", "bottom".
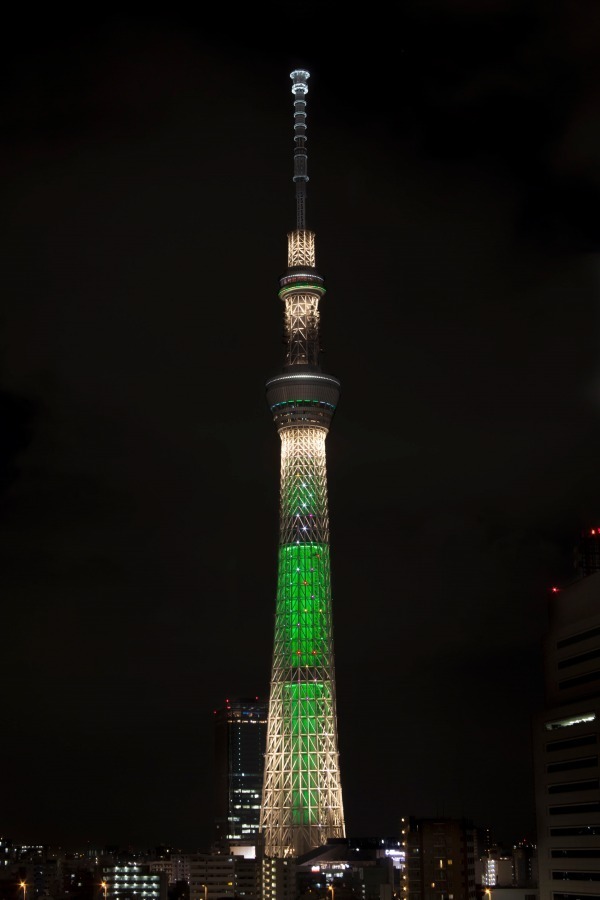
{"left": 405, "top": 817, "right": 477, "bottom": 900}
{"left": 188, "top": 853, "right": 260, "bottom": 900}
{"left": 476, "top": 842, "right": 537, "bottom": 890}
{"left": 101, "top": 863, "right": 167, "bottom": 900}
{"left": 532, "top": 562, "right": 600, "bottom": 899}
{"left": 295, "top": 837, "right": 402, "bottom": 900}
{"left": 573, "top": 527, "right": 600, "bottom": 578}
{"left": 259, "top": 69, "right": 345, "bottom": 859}
{"left": 213, "top": 697, "right": 267, "bottom": 847}
{"left": 147, "top": 855, "right": 190, "bottom": 887}
{"left": 511, "top": 842, "right": 537, "bottom": 889}
{"left": 478, "top": 853, "right": 513, "bottom": 888}
{"left": 260, "top": 858, "right": 296, "bottom": 900}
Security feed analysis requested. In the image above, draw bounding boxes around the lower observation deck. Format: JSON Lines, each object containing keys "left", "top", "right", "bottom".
{"left": 266, "top": 368, "right": 340, "bottom": 431}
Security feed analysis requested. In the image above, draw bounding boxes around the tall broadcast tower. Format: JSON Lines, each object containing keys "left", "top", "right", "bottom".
{"left": 259, "top": 69, "right": 346, "bottom": 859}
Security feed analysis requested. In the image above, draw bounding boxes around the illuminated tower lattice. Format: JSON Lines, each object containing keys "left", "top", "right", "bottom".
{"left": 259, "top": 69, "right": 345, "bottom": 859}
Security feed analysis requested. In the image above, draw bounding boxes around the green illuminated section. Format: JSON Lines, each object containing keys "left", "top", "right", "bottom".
{"left": 274, "top": 542, "right": 332, "bottom": 668}
{"left": 282, "top": 680, "right": 333, "bottom": 825}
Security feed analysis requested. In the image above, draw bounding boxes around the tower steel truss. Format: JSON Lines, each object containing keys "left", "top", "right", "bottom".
{"left": 260, "top": 69, "right": 345, "bottom": 859}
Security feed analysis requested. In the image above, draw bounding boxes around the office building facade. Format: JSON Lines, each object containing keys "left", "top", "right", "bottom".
{"left": 532, "top": 569, "right": 600, "bottom": 898}
{"left": 214, "top": 697, "right": 267, "bottom": 846}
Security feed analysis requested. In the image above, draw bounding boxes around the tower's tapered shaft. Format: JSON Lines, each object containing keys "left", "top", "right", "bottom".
{"left": 259, "top": 69, "right": 345, "bottom": 860}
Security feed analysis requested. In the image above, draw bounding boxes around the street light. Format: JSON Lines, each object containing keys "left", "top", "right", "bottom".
{"left": 201, "top": 884, "right": 208, "bottom": 900}
{"left": 328, "top": 885, "right": 334, "bottom": 900}
{"left": 101, "top": 881, "right": 108, "bottom": 900}
{"left": 19, "top": 881, "right": 27, "bottom": 900}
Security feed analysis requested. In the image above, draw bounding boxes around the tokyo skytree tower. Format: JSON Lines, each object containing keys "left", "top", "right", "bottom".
{"left": 259, "top": 69, "right": 346, "bottom": 859}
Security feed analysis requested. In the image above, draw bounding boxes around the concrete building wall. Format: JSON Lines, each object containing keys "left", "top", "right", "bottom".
{"left": 532, "top": 572, "right": 600, "bottom": 900}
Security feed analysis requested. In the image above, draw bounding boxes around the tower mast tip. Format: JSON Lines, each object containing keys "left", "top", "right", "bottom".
{"left": 290, "top": 69, "right": 310, "bottom": 230}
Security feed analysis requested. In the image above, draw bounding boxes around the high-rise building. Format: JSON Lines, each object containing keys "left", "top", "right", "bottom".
{"left": 405, "top": 817, "right": 477, "bottom": 900}
{"left": 532, "top": 568, "right": 600, "bottom": 899}
{"left": 574, "top": 527, "right": 600, "bottom": 577}
{"left": 512, "top": 840, "right": 537, "bottom": 888}
{"left": 213, "top": 697, "right": 268, "bottom": 846}
{"left": 259, "top": 69, "right": 345, "bottom": 860}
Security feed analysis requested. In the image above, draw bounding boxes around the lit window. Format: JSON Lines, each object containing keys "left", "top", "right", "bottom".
{"left": 545, "top": 713, "right": 596, "bottom": 730}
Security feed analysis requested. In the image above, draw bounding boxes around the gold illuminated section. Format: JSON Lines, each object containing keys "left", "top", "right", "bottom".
{"left": 283, "top": 294, "right": 319, "bottom": 368}
{"left": 280, "top": 232, "right": 323, "bottom": 368}
{"left": 288, "top": 230, "right": 315, "bottom": 267}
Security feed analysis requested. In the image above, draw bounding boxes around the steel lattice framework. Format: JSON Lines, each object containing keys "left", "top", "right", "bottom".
{"left": 260, "top": 69, "right": 345, "bottom": 859}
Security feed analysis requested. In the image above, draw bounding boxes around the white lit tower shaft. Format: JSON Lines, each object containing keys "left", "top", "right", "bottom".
{"left": 260, "top": 69, "right": 345, "bottom": 859}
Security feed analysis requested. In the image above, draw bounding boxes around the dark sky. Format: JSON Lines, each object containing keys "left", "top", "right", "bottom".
{"left": 3, "top": 2, "right": 600, "bottom": 853}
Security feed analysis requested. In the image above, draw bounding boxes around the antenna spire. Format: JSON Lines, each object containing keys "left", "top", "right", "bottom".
{"left": 290, "top": 69, "right": 310, "bottom": 230}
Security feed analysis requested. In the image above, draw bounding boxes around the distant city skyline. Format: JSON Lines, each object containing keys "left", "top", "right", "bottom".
{"left": 0, "top": 832, "right": 540, "bottom": 900}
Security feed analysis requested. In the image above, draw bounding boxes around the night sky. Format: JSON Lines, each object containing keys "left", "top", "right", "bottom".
{"left": 3, "top": 3, "right": 600, "bottom": 853}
